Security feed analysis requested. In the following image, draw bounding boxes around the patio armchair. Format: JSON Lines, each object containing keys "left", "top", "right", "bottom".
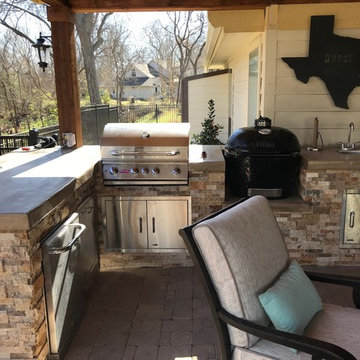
{"left": 179, "top": 195, "right": 360, "bottom": 360}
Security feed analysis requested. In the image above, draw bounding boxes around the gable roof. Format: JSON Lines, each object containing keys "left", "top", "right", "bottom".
{"left": 123, "top": 77, "right": 149, "bottom": 86}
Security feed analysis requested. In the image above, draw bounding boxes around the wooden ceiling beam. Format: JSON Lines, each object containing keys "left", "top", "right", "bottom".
{"left": 67, "top": 0, "right": 268, "bottom": 12}
{"left": 38, "top": 0, "right": 68, "bottom": 7}
{"left": 39, "top": 0, "right": 360, "bottom": 12}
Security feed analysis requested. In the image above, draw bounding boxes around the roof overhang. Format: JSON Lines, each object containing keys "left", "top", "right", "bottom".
{"left": 205, "top": 10, "right": 264, "bottom": 69}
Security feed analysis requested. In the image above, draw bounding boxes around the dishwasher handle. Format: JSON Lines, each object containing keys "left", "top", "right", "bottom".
{"left": 49, "top": 223, "right": 86, "bottom": 254}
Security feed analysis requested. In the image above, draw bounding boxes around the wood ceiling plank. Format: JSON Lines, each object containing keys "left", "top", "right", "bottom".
{"left": 38, "top": 0, "right": 68, "bottom": 7}
{"left": 66, "top": 0, "right": 269, "bottom": 12}
{"left": 43, "top": 0, "right": 359, "bottom": 12}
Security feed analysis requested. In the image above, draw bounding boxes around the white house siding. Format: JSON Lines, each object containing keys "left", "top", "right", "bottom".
{"left": 228, "top": 35, "right": 262, "bottom": 131}
{"left": 266, "top": 4, "right": 360, "bottom": 146}
{"left": 188, "top": 73, "right": 231, "bottom": 144}
{"left": 123, "top": 86, "right": 155, "bottom": 100}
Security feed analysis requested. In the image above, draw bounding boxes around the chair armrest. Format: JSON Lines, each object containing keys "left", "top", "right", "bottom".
{"left": 305, "top": 271, "right": 360, "bottom": 287}
{"left": 218, "top": 308, "right": 356, "bottom": 360}
{"left": 305, "top": 271, "right": 360, "bottom": 309}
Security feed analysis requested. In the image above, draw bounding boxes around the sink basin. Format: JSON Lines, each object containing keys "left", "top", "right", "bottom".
{"left": 338, "top": 149, "right": 360, "bottom": 154}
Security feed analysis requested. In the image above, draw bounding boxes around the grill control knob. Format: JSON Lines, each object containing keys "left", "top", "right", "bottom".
{"left": 141, "top": 168, "right": 149, "bottom": 175}
{"left": 172, "top": 167, "right": 181, "bottom": 176}
{"left": 130, "top": 167, "right": 139, "bottom": 175}
{"left": 109, "top": 167, "right": 118, "bottom": 175}
{"left": 151, "top": 167, "right": 160, "bottom": 175}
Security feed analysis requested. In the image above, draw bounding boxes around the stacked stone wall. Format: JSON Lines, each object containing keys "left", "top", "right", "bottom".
{"left": 274, "top": 168, "right": 360, "bottom": 265}
{"left": 0, "top": 178, "right": 96, "bottom": 359}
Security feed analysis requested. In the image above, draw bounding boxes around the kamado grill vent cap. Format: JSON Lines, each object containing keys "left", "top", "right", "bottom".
{"left": 254, "top": 115, "right": 272, "bottom": 129}
{"left": 225, "top": 115, "right": 300, "bottom": 155}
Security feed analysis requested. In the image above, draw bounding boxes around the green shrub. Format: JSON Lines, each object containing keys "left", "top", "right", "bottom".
{"left": 191, "top": 99, "right": 223, "bottom": 145}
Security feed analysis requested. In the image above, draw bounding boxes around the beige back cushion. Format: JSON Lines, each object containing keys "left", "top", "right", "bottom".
{"left": 193, "top": 196, "right": 289, "bottom": 348}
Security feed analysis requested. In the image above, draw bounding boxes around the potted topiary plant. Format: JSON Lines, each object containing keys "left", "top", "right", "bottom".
{"left": 191, "top": 99, "right": 223, "bottom": 145}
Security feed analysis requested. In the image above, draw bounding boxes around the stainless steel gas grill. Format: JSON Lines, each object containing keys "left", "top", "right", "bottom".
{"left": 101, "top": 123, "right": 190, "bottom": 185}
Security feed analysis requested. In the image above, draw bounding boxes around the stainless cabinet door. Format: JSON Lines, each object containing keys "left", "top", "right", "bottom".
{"left": 105, "top": 199, "right": 148, "bottom": 250}
{"left": 343, "top": 193, "right": 360, "bottom": 244}
{"left": 147, "top": 200, "right": 188, "bottom": 249}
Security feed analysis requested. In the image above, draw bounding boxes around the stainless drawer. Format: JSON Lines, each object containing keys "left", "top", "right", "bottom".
{"left": 340, "top": 190, "right": 360, "bottom": 248}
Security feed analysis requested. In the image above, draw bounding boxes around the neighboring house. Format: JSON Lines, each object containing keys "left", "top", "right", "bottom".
{"left": 121, "top": 62, "right": 166, "bottom": 100}
{"left": 186, "top": 4, "right": 360, "bottom": 146}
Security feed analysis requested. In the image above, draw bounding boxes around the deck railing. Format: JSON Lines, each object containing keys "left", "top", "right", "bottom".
{"left": 0, "top": 126, "right": 59, "bottom": 155}
{"left": 81, "top": 104, "right": 181, "bottom": 145}
{"left": 0, "top": 104, "right": 182, "bottom": 153}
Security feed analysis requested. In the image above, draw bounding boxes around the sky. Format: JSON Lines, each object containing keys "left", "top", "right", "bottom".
{"left": 0, "top": 8, "right": 173, "bottom": 45}
{"left": 111, "top": 12, "right": 170, "bottom": 44}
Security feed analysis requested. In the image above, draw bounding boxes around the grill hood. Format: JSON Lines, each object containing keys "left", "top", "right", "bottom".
{"left": 101, "top": 123, "right": 190, "bottom": 147}
{"left": 225, "top": 116, "right": 300, "bottom": 155}
{"left": 100, "top": 122, "right": 190, "bottom": 185}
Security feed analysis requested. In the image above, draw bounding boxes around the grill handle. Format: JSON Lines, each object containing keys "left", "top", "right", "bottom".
{"left": 109, "top": 150, "right": 180, "bottom": 157}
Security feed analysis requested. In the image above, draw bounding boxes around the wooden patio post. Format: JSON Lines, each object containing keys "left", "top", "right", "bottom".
{"left": 47, "top": 6, "right": 83, "bottom": 148}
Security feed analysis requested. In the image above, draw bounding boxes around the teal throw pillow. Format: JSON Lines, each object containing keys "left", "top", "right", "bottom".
{"left": 258, "top": 260, "right": 322, "bottom": 337}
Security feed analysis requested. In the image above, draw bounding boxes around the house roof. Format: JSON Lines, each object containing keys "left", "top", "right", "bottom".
{"left": 124, "top": 61, "right": 168, "bottom": 86}
{"left": 148, "top": 63, "right": 160, "bottom": 77}
{"left": 123, "top": 77, "right": 149, "bottom": 86}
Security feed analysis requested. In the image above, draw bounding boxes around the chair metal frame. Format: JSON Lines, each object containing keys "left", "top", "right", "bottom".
{"left": 179, "top": 198, "right": 360, "bottom": 360}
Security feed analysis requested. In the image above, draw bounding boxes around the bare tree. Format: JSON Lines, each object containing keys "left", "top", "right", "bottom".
{"left": 0, "top": 1, "right": 112, "bottom": 106}
{"left": 0, "top": 30, "right": 56, "bottom": 133}
{"left": 0, "top": 0, "right": 50, "bottom": 44}
{"left": 144, "top": 12, "right": 206, "bottom": 106}
{"left": 144, "top": 20, "right": 177, "bottom": 102}
{"left": 76, "top": 13, "right": 112, "bottom": 105}
{"left": 166, "top": 11, "right": 206, "bottom": 105}
{"left": 99, "top": 22, "right": 139, "bottom": 107}
{"left": 190, "top": 40, "right": 206, "bottom": 75}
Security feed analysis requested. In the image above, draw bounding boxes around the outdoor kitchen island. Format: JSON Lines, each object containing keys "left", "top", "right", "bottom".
{"left": 0, "top": 143, "right": 224, "bottom": 360}
{"left": 1, "top": 144, "right": 360, "bottom": 360}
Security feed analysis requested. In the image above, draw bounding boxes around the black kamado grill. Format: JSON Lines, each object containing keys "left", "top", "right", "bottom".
{"left": 224, "top": 116, "right": 301, "bottom": 198}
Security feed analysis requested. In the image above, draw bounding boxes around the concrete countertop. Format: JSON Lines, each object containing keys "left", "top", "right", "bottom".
{"left": 3, "top": 142, "right": 355, "bottom": 232}
{"left": 301, "top": 147, "right": 360, "bottom": 170}
{"left": 189, "top": 145, "right": 225, "bottom": 172}
{"left": 0, "top": 144, "right": 224, "bottom": 232}
{"left": 0, "top": 145, "right": 100, "bottom": 231}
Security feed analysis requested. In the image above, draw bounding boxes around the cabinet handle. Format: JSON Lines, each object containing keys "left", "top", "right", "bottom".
{"left": 49, "top": 224, "right": 86, "bottom": 254}
{"left": 350, "top": 211, "right": 355, "bottom": 228}
{"left": 152, "top": 217, "right": 155, "bottom": 233}
{"left": 139, "top": 218, "right": 142, "bottom": 233}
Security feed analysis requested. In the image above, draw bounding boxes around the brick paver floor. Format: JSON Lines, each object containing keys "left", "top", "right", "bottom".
{"left": 65, "top": 267, "right": 220, "bottom": 360}
{"left": 65, "top": 265, "right": 358, "bottom": 360}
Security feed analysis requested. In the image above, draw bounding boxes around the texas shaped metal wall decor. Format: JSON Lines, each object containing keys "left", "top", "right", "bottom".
{"left": 282, "top": 15, "right": 360, "bottom": 109}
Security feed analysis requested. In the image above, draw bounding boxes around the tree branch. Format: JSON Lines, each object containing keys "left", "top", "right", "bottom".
{"left": 0, "top": 20, "right": 35, "bottom": 44}
{"left": 2, "top": 1, "right": 50, "bottom": 31}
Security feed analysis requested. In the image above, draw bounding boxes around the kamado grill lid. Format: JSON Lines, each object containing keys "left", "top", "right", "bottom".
{"left": 225, "top": 116, "right": 300, "bottom": 155}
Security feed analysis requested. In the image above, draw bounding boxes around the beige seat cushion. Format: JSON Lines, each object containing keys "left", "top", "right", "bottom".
{"left": 232, "top": 303, "right": 360, "bottom": 359}
{"left": 192, "top": 196, "right": 289, "bottom": 348}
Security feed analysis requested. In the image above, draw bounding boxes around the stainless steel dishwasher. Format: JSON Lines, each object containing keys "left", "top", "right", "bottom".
{"left": 42, "top": 213, "right": 86, "bottom": 360}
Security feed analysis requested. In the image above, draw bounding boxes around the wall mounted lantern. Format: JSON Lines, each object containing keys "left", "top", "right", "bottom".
{"left": 32, "top": 33, "right": 51, "bottom": 72}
